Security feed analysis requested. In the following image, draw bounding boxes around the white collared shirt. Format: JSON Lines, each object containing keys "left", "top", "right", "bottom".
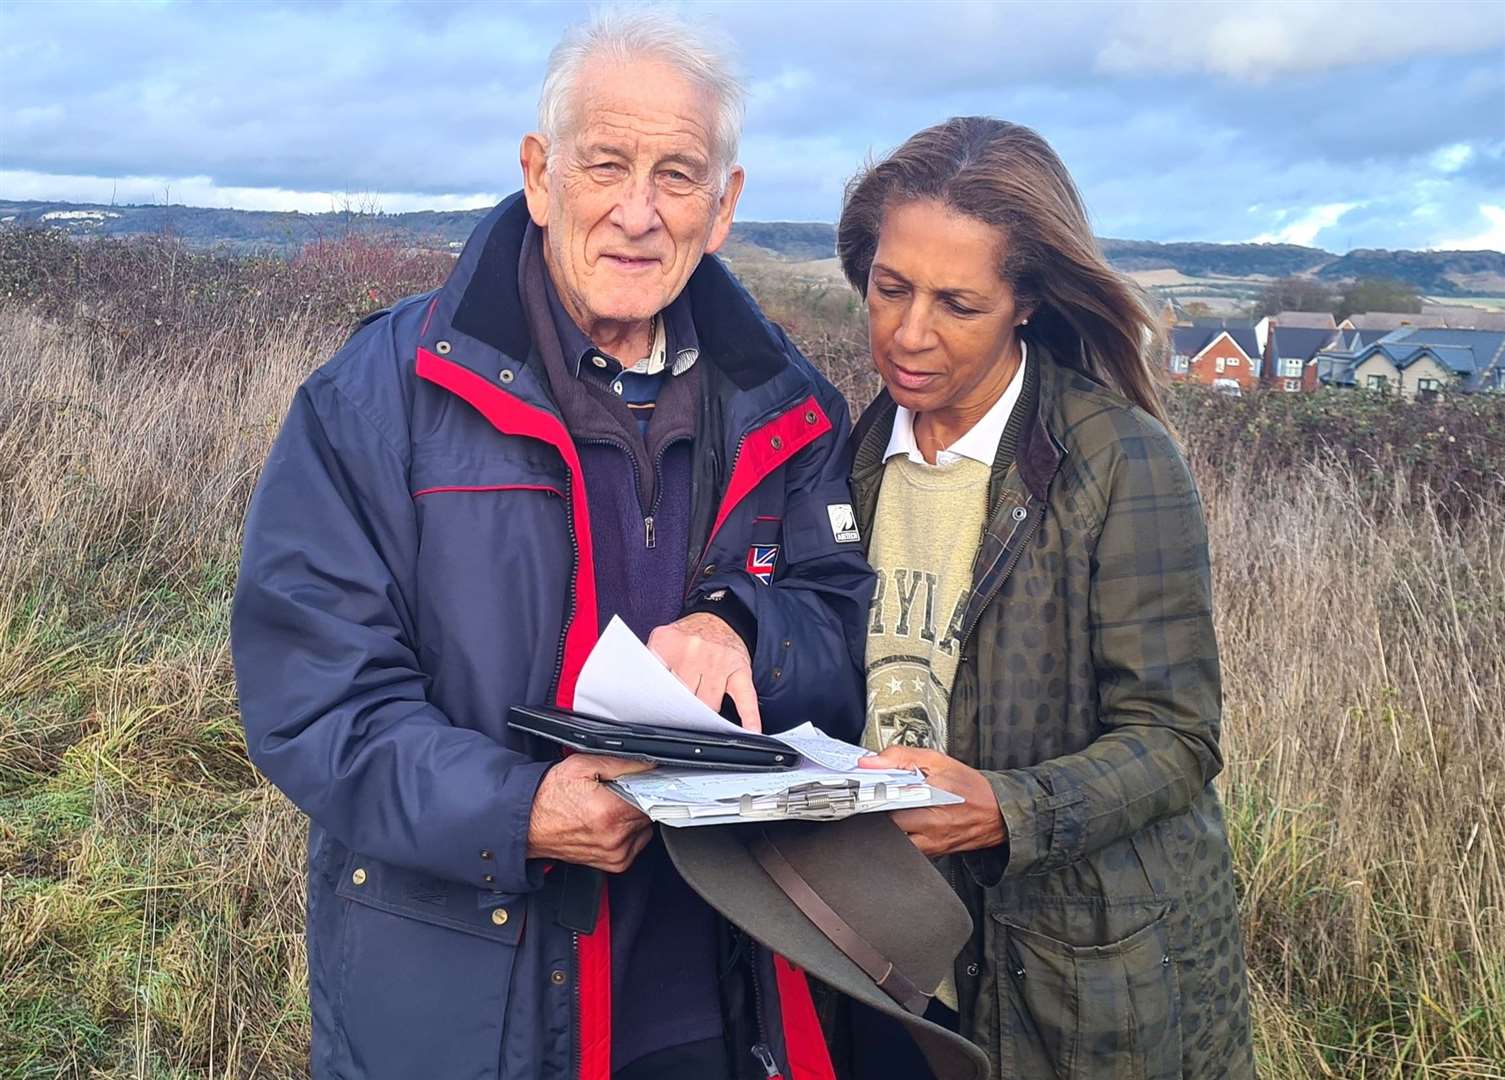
{"left": 884, "top": 342, "right": 1028, "bottom": 468}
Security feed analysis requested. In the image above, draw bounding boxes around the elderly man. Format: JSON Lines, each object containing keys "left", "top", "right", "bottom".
{"left": 230, "top": 11, "right": 870, "bottom": 1080}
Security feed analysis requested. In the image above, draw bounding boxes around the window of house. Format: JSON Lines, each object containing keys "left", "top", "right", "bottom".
{"left": 1215, "top": 357, "right": 1226, "bottom": 373}
{"left": 1417, "top": 377, "right": 1441, "bottom": 400}
{"left": 1284, "top": 359, "right": 1302, "bottom": 378}
{"left": 1172, "top": 355, "right": 1189, "bottom": 373}
{"left": 1367, "top": 374, "right": 1388, "bottom": 391}
{"left": 1228, "top": 355, "right": 1240, "bottom": 366}
{"left": 1285, "top": 379, "right": 1300, "bottom": 392}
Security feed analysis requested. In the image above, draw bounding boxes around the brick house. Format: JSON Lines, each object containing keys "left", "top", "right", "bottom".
{"left": 1169, "top": 325, "right": 1261, "bottom": 391}
{"left": 1261, "top": 325, "right": 1341, "bottom": 393}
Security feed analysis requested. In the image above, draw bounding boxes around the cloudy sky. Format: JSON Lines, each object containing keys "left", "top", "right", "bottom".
{"left": 2, "top": 0, "right": 1503, "bottom": 251}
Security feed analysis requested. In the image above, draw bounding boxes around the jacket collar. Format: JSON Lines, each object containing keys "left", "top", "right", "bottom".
{"left": 853, "top": 340, "right": 1066, "bottom": 509}
{"left": 425, "top": 192, "right": 793, "bottom": 395}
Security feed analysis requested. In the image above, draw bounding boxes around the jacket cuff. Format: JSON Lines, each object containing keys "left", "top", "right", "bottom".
{"left": 986, "top": 769, "right": 1086, "bottom": 879}
{"left": 683, "top": 586, "right": 759, "bottom": 656}
{"left": 488, "top": 758, "right": 553, "bottom": 894}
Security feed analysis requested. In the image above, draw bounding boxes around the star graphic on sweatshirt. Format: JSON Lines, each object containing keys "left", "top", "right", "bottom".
{"left": 886, "top": 677, "right": 904, "bottom": 695}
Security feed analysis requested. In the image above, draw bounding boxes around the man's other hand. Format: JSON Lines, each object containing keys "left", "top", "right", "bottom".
{"left": 525, "top": 754, "right": 655, "bottom": 872}
{"left": 647, "top": 613, "right": 763, "bottom": 732}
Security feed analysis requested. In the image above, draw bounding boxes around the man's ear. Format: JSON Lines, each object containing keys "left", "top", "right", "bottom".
{"left": 520, "top": 133, "right": 551, "bottom": 227}
{"left": 702, "top": 165, "right": 746, "bottom": 256}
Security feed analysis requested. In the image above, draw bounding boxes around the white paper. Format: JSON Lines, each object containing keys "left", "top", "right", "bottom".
{"left": 574, "top": 616, "right": 746, "bottom": 734}
{"left": 578, "top": 617, "right": 964, "bottom": 826}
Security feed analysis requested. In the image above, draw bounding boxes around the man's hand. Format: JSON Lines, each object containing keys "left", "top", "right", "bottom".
{"left": 647, "top": 612, "right": 762, "bottom": 732}
{"left": 858, "top": 746, "right": 1006, "bottom": 858}
{"left": 526, "top": 754, "right": 655, "bottom": 872}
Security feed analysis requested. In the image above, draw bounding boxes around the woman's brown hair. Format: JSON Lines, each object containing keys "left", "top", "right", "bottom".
{"left": 838, "top": 117, "right": 1168, "bottom": 425}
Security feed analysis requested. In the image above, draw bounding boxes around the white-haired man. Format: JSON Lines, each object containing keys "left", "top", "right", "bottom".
{"left": 231, "top": 11, "right": 872, "bottom": 1080}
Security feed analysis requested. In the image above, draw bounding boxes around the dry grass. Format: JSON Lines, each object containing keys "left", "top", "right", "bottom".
{"left": 0, "top": 291, "right": 1501, "bottom": 1078}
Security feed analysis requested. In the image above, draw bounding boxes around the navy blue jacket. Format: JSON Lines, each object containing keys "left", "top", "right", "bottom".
{"left": 230, "top": 194, "right": 873, "bottom": 1080}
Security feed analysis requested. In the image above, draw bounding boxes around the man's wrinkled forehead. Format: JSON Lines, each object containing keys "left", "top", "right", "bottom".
{"left": 555, "top": 58, "right": 717, "bottom": 159}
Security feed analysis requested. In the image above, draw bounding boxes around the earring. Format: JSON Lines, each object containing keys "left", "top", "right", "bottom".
{"left": 1020, "top": 318, "right": 1029, "bottom": 326}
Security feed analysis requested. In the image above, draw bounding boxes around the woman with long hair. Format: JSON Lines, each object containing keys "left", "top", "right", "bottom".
{"left": 836, "top": 117, "right": 1254, "bottom": 1078}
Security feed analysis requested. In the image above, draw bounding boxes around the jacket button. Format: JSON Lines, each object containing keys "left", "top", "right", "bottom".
{"left": 351, "top": 868, "right": 367, "bottom": 886}
{"left": 805, "top": 410, "right": 817, "bottom": 425}
{"left": 435, "top": 340, "right": 451, "bottom": 355}
{"left": 480, "top": 849, "right": 494, "bottom": 860}
{"left": 551, "top": 969, "right": 568, "bottom": 986}
{"left": 965, "top": 963, "right": 979, "bottom": 977}
{"left": 499, "top": 369, "right": 515, "bottom": 384}
{"left": 781, "top": 639, "right": 791, "bottom": 650}
{"left": 702, "top": 564, "right": 716, "bottom": 576}
{"left": 491, "top": 908, "right": 509, "bottom": 926}
{"left": 482, "top": 873, "right": 495, "bottom": 884}
{"left": 771, "top": 667, "right": 783, "bottom": 679}
{"left": 1011, "top": 506, "right": 1028, "bottom": 522}
{"left": 770, "top": 435, "right": 784, "bottom": 451}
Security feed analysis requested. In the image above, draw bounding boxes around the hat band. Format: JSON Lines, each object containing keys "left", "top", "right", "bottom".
{"left": 750, "top": 831, "right": 930, "bottom": 1015}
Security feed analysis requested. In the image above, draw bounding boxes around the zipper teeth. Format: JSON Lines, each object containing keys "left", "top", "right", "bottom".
{"left": 748, "top": 939, "right": 775, "bottom": 1074}
{"left": 686, "top": 428, "right": 750, "bottom": 599}
{"left": 571, "top": 928, "right": 581, "bottom": 1080}
{"left": 549, "top": 482, "right": 581, "bottom": 698}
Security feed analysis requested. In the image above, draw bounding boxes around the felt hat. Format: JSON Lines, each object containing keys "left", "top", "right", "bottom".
{"left": 663, "top": 813, "right": 991, "bottom": 1079}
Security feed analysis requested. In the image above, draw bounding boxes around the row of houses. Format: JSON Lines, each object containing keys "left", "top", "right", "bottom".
{"left": 1165, "top": 309, "right": 1505, "bottom": 398}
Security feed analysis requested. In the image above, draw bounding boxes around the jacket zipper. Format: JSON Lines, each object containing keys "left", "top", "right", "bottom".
{"left": 570, "top": 928, "right": 581, "bottom": 1080}
{"left": 578, "top": 434, "right": 678, "bottom": 550}
{"left": 747, "top": 941, "right": 784, "bottom": 1079}
{"left": 684, "top": 423, "right": 749, "bottom": 598}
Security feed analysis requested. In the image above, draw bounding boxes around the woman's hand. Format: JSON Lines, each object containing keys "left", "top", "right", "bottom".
{"left": 859, "top": 746, "right": 1006, "bottom": 857}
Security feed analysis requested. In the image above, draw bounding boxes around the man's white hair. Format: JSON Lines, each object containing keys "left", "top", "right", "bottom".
{"left": 537, "top": 8, "right": 746, "bottom": 189}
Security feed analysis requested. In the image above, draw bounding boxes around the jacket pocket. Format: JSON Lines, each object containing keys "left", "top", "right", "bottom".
{"left": 994, "top": 908, "right": 1182, "bottom": 1080}
{"left": 331, "top": 854, "right": 523, "bottom": 1080}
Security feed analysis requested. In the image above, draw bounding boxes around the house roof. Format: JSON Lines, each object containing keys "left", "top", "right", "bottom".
{"left": 1345, "top": 311, "right": 1447, "bottom": 331}
{"left": 1272, "top": 310, "right": 1337, "bottom": 329}
{"left": 1270, "top": 326, "right": 1340, "bottom": 362}
{"left": 1339, "top": 327, "right": 1505, "bottom": 391}
{"left": 1169, "top": 326, "right": 1258, "bottom": 365}
{"left": 1227, "top": 328, "right": 1262, "bottom": 361}
{"left": 1171, "top": 326, "right": 1213, "bottom": 357}
{"left": 1420, "top": 304, "right": 1505, "bottom": 330}
{"left": 1190, "top": 316, "right": 1256, "bottom": 328}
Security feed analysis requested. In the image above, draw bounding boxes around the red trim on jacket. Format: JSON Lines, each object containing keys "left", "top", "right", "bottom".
{"left": 773, "top": 955, "right": 837, "bottom": 1080}
{"left": 415, "top": 347, "right": 598, "bottom": 708}
{"left": 416, "top": 347, "right": 611, "bottom": 1079}
{"left": 576, "top": 889, "right": 612, "bottom": 1080}
{"left": 710, "top": 396, "right": 832, "bottom": 541}
{"left": 412, "top": 483, "right": 562, "bottom": 499}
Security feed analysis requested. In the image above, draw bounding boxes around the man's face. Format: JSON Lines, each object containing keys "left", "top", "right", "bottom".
{"left": 521, "top": 58, "right": 745, "bottom": 342}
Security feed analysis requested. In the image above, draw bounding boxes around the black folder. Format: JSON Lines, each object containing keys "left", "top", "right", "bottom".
{"left": 507, "top": 704, "right": 801, "bottom": 771}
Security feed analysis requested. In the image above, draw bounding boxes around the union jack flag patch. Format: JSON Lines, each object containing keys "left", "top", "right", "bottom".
{"left": 745, "top": 545, "right": 779, "bottom": 584}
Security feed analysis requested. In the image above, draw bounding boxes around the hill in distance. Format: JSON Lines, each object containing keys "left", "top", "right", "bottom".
{"left": 2, "top": 198, "right": 1502, "bottom": 297}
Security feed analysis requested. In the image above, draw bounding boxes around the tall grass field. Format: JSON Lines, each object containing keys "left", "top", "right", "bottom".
{"left": 2, "top": 232, "right": 1502, "bottom": 1078}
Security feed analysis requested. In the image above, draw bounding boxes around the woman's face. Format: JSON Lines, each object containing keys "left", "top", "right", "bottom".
{"left": 867, "top": 199, "right": 1029, "bottom": 417}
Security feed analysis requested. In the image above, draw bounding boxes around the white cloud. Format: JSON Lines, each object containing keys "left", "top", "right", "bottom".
{"left": 1429, "top": 143, "right": 1475, "bottom": 172}
{"left": 0, "top": 170, "right": 501, "bottom": 215}
{"left": 1095, "top": 0, "right": 1505, "bottom": 81}
{"left": 1252, "top": 202, "right": 1360, "bottom": 245}
{"left": 1434, "top": 204, "right": 1505, "bottom": 250}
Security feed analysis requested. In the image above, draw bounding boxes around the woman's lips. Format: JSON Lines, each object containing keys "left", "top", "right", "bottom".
{"left": 890, "top": 364, "right": 939, "bottom": 391}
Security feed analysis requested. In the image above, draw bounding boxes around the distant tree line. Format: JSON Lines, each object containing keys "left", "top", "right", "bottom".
{"left": 1250, "top": 276, "right": 1423, "bottom": 320}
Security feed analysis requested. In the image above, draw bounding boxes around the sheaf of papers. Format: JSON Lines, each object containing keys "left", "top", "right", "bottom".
{"left": 574, "top": 617, "right": 962, "bottom": 827}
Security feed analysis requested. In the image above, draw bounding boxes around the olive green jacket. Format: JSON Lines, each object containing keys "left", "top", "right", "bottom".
{"left": 849, "top": 350, "right": 1254, "bottom": 1079}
